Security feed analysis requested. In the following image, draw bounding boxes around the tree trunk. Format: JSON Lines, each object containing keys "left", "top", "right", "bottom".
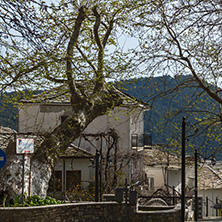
{"left": 0, "top": 85, "right": 123, "bottom": 201}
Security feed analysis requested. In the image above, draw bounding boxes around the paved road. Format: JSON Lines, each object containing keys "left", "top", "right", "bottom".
{"left": 197, "top": 217, "right": 222, "bottom": 221}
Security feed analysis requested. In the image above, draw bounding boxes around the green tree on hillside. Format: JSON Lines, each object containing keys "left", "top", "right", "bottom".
{"left": 128, "top": 0, "right": 222, "bottom": 158}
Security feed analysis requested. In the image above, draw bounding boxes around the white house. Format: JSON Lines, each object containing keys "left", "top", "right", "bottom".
{"left": 142, "top": 146, "right": 194, "bottom": 195}
{"left": 198, "top": 162, "right": 222, "bottom": 217}
{"left": 17, "top": 84, "right": 151, "bottom": 194}
{"left": 47, "top": 144, "right": 94, "bottom": 200}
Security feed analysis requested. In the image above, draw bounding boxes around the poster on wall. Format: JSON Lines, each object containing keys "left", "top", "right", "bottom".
{"left": 16, "top": 138, "right": 34, "bottom": 154}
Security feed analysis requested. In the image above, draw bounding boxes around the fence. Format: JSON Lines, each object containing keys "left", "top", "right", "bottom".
{"left": 204, "top": 196, "right": 221, "bottom": 217}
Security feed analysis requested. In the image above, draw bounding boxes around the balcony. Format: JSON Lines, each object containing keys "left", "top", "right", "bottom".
{"left": 131, "top": 133, "right": 152, "bottom": 150}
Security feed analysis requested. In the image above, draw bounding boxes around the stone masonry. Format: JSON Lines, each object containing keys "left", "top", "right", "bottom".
{"left": 0, "top": 202, "right": 180, "bottom": 222}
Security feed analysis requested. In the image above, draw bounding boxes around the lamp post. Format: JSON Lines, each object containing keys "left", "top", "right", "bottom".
{"left": 181, "top": 117, "right": 186, "bottom": 222}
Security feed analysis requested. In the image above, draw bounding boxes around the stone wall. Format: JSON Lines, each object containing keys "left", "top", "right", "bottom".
{"left": 0, "top": 202, "right": 180, "bottom": 222}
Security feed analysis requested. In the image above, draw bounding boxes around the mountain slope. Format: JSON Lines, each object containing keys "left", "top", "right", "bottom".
{"left": 1, "top": 76, "right": 221, "bottom": 159}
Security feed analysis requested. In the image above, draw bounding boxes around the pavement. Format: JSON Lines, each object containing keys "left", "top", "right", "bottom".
{"left": 196, "top": 217, "right": 222, "bottom": 221}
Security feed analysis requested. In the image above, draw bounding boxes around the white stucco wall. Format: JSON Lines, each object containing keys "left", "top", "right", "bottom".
{"left": 145, "top": 165, "right": 195, "bottom": 193}
{"left": 18, "top": 103, "right": 71, "bottom": 133}
{"left": 130, "top": 108, "right": 144, "bottom": 135}
{"left": 18, "top": 103, "right": 146, "bottom": 185}
{"left": 168, "top": 169, "right": 181, "bottom": 189}
{"left": 74, "top": 106, "right": 145, "bottom": 154}
{"left": 199, "top": 188, "right": 222, "bottom": 217}
{"left": 18, "top": 103, "right": 146, "bottom": 153}
{"left": 145, "top": 166, "right": 165, "bottom": 190}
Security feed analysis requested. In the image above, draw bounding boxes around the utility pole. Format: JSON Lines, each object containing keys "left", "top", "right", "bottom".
{"left": 95, "top": 150, "right": 99, "bottom": 202}
{"left": 194, "top": 149, "right": 198, "bottom": 221}
{"left": 181, "top": 117, "right": 186, "bottom": 222}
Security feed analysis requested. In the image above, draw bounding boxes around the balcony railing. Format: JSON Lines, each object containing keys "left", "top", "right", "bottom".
{"left": 131, "top": 133, "right": 152, "bottom": 149}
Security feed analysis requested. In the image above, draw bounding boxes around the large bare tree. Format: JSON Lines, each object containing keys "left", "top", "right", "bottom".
{"left": 0, "top": 0, "right": 137, "bottom": 201}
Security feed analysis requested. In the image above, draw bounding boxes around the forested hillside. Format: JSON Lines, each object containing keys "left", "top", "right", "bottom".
{"left": 1, "top": 76, "right": 221, "bottom": 159}
{"left": 117, "top": 75, "right": 222, "bottom": 160}
{"left": 117, "top": 75, "right": 207, "bottom": 143}
{"left": 0, "top": 93, "right": 17, "bottom": 130}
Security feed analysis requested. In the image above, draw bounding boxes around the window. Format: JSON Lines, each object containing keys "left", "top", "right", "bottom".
{"left": 66, "top": 170, "right": 81, "bottom": 191}
{"left": 144, "top": 134, "right": 152, "bottom": 146}
{"left": 147, "top": 177, "right": 154, "bottom": 190}
{"left": 48, "top": 171, "right": 62, "bottom": 192}
{"left": 132, "top": 134, "right": 143, "bottom": 148}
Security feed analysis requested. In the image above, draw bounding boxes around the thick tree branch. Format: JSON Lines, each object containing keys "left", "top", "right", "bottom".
{"left": 66, "top": 6, "right": 86, "bottom": 108}
{"left": 182, "top": 56, "right": 222, "bottom": 105}
{"left": 44, "top": 64, "right": 66, "bottom": 84}
{"left": 102, "top": 19, "right": 114, "bottom": 47}
{"left": 92, "top": 6, "right": 116, "bottom": 92}
{"left": 92, "top": 6, "right": 103, "bottom": 50}
{"left": 0, "top": 57, "right": 51, "bottom": 92}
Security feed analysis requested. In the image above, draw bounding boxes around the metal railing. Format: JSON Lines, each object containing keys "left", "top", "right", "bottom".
{"left": 131, "top": 133, "right": 152, "bottom": 148}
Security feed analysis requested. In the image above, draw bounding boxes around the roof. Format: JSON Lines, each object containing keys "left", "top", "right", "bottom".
{"left": 143, "top": 146, "right": 181, "bottom": 167}
{"left": 60, "top": 143, "right": 94, "bottom": 159}
{"left": 143, "top": 146, "right": 222, "bottom": 191}
{"left": 198, "top": 164, "right": 222, "bottom": 190}
{"left": 20, "top": 81, "right": 151, "bottom": 109}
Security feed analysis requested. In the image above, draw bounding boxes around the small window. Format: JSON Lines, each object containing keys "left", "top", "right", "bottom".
{"left": 66, "top": 170, "right": 81, "bottom": 191}
{"left": 131, "top": 134, "right": 144, "bottom": 148}
{"left": 147, "top": 177, "right": 154, "bottom": 190}
{"left": 144, "top": 134, "right": 152, "bottom": 146}
{"left": 132, "top": 134, "right": 152, "bottom": 149}
{"left": 48, "top": 170, "right": 62, "bottom": 192}
{"left": 131, "top": 134, "right": 138, "bottom": 148}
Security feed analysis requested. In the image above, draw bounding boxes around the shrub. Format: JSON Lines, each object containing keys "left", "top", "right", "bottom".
{"left": 0, "top": 194, "right": 63, "bottom": 207}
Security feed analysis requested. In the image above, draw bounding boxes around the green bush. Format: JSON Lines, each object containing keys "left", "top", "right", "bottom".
{"left": 1, "top": 194, "right": 63, "bottom": 207}
{"left": 28, "top": 195, "right": 63, "bottom": 206}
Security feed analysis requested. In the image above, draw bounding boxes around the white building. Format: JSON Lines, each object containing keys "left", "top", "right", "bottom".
{"left": 17, "top": 84, "right": 151, "bottom": 194}
{"left": 142, "top": 146, "right": 194, "bottom": 195}
{"left": 198, "top": 163, "right": 222, "bottom": 217}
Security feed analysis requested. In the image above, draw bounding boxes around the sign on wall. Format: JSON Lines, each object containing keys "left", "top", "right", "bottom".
{"left": 16, "top": 139, "right": 34, "bottom": 154}
{"left": 0, "top": 149, "right": 6, "bottom": 168}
